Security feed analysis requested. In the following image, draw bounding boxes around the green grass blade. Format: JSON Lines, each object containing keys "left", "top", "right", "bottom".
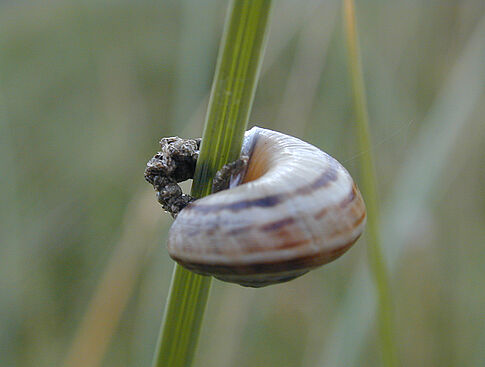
{"left": 151, "top": 1, "right": 273, "bottom": 367}
{"left": 192, "top": 0, "right": 273, "bottom": 197}
{"left": 152, "top": 266, "right": 211, "bottom": 367}
{"left": 342, "top": 1, "right": 399, "bottom": 366}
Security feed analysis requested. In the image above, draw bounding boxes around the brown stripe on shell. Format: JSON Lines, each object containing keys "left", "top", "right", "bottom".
{"left": 185, "top": 194, "right": 283, "bottom": 213}
{"left": 260, "top": 217, "right": 296, "bottom": 231}
{"left": 225, "top": 225, "right": 255, "bottom": 236}
{"left": 170, "top": 235, "right": 360, "bottom": 287}
{"left": 313, "top": 184, "right": 359, "bottom": 220}
{"left": 326, "top": 210, "right": 367, "bottom": 240}
{"left": 274, "top": 238, "right": 312, "bottom": 250}
{"left": 294, "top": 157, "right": 339, "bottom": 195}
{"left": 224, "top": 217, "right": 309, "bottom": 253}
{"left": 227, "top": 217, "right": 301, "bottom": 237}
{"left": 313, "top": 207, "right": 328, "bottom": 220}
{"left": 339, "top": 184, "right": 357, "bottom": 208}
{"left": 354, "top": 210, "right": 367, "bottom": 226}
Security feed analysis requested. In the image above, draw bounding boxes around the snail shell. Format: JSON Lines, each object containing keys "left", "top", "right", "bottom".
{"left": 168, "top": 127, "right": 366, "bottom": 287}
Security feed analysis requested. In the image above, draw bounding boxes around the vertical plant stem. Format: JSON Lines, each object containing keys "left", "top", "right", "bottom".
{"left": 151, "top": 1, "right": 272, "bottom": 367}
{"left": 192, "top": 0, "right": 273, "bottom": 194}
{"left": 342, "top": 0, "right": 399, "bottom": 366}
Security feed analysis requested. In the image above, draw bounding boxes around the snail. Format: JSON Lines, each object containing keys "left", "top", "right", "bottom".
{"left": 145, "top": 127, "right": 366, "bottom": 287}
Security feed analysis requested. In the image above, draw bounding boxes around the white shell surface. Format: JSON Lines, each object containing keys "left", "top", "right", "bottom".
{"left": 167, "top": 127, "right": 366, "bottom": 286}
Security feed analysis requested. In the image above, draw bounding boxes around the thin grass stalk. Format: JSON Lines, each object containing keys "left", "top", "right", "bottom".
{"left": 342, "top": 0, "right": 398, "bottom": 366}
{"left": 151, "top": 1, "right": 272, "bottom": 367}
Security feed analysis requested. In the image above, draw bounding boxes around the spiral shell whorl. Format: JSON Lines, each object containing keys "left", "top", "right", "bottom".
{"left": 167, "top": 127, "right": 366, "bottom": 287}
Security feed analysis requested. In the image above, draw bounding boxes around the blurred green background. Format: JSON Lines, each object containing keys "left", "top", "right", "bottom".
{"left": 1, "top": 1, "right": 484, "bottom": 366}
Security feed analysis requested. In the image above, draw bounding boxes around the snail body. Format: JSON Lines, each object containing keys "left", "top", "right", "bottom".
{"left": 167, "top": 127, "right": 366, "bottom": 287}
